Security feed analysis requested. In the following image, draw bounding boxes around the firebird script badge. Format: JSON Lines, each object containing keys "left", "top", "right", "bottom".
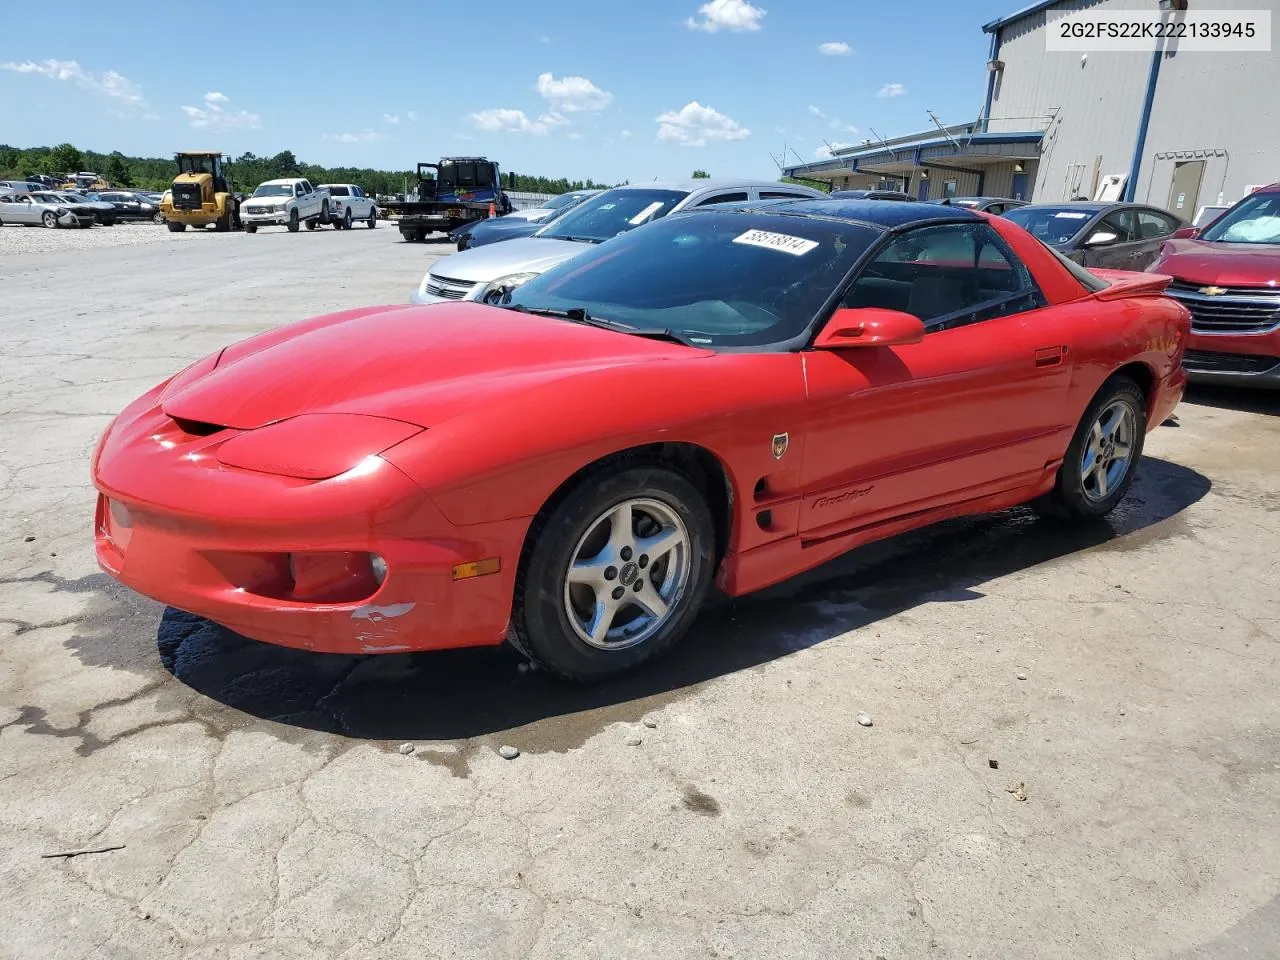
{"left": 772, "top": 433, "right": 789, "bottom": 459}
{"left": 1199, "top": 286, "right": 1228, "bottom": 296}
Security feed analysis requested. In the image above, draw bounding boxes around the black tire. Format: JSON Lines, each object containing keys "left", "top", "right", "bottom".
{"left": 214, "top": 209, "right": 231, "bottom": 232}
{"left": 287, "top": 209, "right": 300, "bottom": 233}
{"left": 166, "top": 221, "right": 186, "bottom": 233}
{"left": 367, "top": 208, "right": 377, "bottom": 229}
{"left": 42, "top": 211, "right": 59, "bottom": 228}
{"left": 342, "top": 209, "right": 353, "bottom": 230}
{"left": 1037, "top": 376, "right": 1146, "bottom": 521}
{"left": 306, "top": 218, "right": 318, "bottom": 230}
{"left": 511, "top": 464, "right": 716, "bottom": 681}
{"left": 244, "top": 223, "right": 257, "bottom": 234}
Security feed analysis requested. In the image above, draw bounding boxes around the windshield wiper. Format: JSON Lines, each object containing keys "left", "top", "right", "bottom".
{"left": 503, "top": 305, "right": 698, "bottom": 348}
{"left": 549, "top": 235, "right": 600, "bottom": 244}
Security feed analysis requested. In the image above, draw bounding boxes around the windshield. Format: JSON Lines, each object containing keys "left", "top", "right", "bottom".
{"left": 33, "top": 193, "right": 65, "bottom": 204}
{"left": 1199, "top": 191, "right": 1280, "bottom": 244}
{"left": 439, "top": 161, "right": 494, "bottom": 191}
{"left": 544, "top": 192, "right": 588, "bottom": 211}
{"left": 178, "top": 155, "right": 218, "bottom": 175}
{"left": 327, "top": 186, "right": 350, "bottom": 196}
{"left": 539, "top": 188, "right": 686, "bottom": 243}
{"left": 252, "top": 184, "right": 293, "bottom": 197}
{"left": 507, "top": 210, "right": 878, "bottom": 347}
{"left": 1002, "top": 206, "right": 1095, "bottom": 246}
{"left": 64, "top": 192, "right": 90, "bottom": 201}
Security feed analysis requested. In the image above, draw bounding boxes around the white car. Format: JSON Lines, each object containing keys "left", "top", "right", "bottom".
{"left": 0, "top": 192, "right": 83, "bottom": 228}
{"left": 240, "top": 178, "right": 331, "bottom": 233}
{"left": 319, "top": 184, "right": 378, "bottom": 230}
{"left": 410, "top": 179, "right": 827, "bottom": 305}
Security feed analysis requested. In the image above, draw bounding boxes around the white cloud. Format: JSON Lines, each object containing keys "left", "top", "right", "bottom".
{"left": 818, "top": 41, "right": 850, "bottom": 55}
{"left": 830, "top": 119, "right": 859, "bottom": 134}
{"left": 807, "top": 104, "right": 826, "bottom": 118}
{"left": 454, "top": 133, "right": 475, "bottom": 141}
{"left": 182, "top": 91, "right": 260, "bottom": 129}
{"left": 382, "top": 113, "right": 400, "bottom": 124}
{"left": 685, "top": 0, "right": 765, "bottom": 33}
{"left": 324, "top": 129, "right": 381, "bottom": 144}
{"left": 567, "top": 132, "right": 584, "bottom": 140}
{"left": 815, "top": 141, "right": 854, "bottom": 159}
{"left": 655, "top": 101, "right": 750, "bottom": 147}
{"left": 469, "top": 107, "right": 567, "bottom": 136}
{"left": 407, "top": 110, "right": 419, "bottom": 121}
{"left": 1, "top": 58, "right": 150, "bottom": 113}
{"left": 539, "top": 34, "right": 552, "bottom": 43}
{"left": 877, "top": 82, "right": 906, "bottom": 98}
{"left": 620, "top": 129, "right": 633, "bottom": 139}
{"left": 535, "top": 72, "right": 613, "bottom": 113}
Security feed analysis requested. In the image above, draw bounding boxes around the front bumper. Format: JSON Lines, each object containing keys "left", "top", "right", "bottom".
{"left": 241, "top": 209, "right": 293, "bottom": 226}
{"left": 92, "top": 392, "right": 525, "bottom": 654}
{"left": 1183, "top": 328, "right": 1280, "bottom": 388}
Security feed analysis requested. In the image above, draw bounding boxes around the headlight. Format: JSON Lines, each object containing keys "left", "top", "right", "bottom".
{"left": 214, "top": 414, "right": 423, "bottom": 480}
{"left": 476, "top": 272, "right": 539, "bottom": 303}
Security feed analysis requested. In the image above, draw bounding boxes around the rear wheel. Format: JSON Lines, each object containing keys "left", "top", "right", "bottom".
{"left": 306, "top": 218, "right": 318, "bottom": 230}
{"left": 511, "top": 465, "right": 715, "bottom": 681}
{"left": 214, "top": 209, "right": 231, "bottom": 232}
{"left": 152, "top": 211, "right": 165, "bottom": 225}
{"left": 166, "top": 221, "right": 186, "bottom": 233}
{"left": 342, "top": 209, "right": 353, "bottom": 229}
{"left": 287, "top": 209, "right": 300, "bottom": 233}
{"left": 1038, "top": 377, "right": 1146, "bottom": 520}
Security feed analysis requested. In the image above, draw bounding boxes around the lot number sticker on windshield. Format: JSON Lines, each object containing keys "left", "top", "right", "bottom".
{"left": 1054, "top": 212, "right": 1091, "bottom": 219}
{"left": 628, "top": 201, "right": 666, "bottom": 225}
{"left": 733, "top": 229, "right": 818, "bottom": 256}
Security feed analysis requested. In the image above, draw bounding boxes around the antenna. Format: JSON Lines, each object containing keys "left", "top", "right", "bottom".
{"left": 926, "top": 110, "right": 963, "bottom": 152}
{"left": 868, "top": 127, "right": 897, "bottom": 158}
{"left": 788, "top": 146, "right": 807, "bottom": 165}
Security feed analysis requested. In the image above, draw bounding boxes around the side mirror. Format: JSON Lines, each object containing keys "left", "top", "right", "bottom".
{"left": 1170, "top": 225, "right": 1200, "bottom": 240}
{"left": 1084, "top": 230, "right": 1119, "bottom": 247}
{"left": 813, "top": 307, "right": 926, "bottom": 349}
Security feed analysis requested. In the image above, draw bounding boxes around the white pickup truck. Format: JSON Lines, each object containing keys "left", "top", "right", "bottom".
{"left": 240, "top": 178, "right": 331, "bottom": 233}
{"left": 319, "top": 184, "right": 379, "bottom": 230}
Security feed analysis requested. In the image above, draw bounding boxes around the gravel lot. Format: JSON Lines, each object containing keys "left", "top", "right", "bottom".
{"left": 2, "top": 227, "right": 1279, "bottom": 959}
{"left": 0, "top": 221, "right": 196, "bottom": 256}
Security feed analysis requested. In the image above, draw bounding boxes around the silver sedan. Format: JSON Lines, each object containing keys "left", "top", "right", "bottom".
{"left": 0, "top": 192, "right": 83, "bottom": 228}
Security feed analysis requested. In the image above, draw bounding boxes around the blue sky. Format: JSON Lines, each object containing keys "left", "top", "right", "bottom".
{"left": 0, "top": 0, "right": 1017, "bottom": 182}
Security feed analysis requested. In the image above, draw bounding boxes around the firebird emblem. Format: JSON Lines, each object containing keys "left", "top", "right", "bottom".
{"left": 1199, "top": 286, "right": 1228, "bottom": 296}
{"left": 771, "top": 433, "right": 789, "bottom": 459}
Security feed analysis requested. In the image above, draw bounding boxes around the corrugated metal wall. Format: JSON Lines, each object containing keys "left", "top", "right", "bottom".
{"left": 990, "top": 0, "right": 1278, "bottom": 207}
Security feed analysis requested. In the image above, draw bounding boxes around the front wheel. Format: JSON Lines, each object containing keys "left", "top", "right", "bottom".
{"left": 511, "top": 465, "right": 715, "bottom": 680}
{"left": 42, "top": 211, "right": 59, "bottom": 228}
{"left": 287, "top": 209, "right": 300, "bottom": 233}
{"left": 367, "top": 208, "right": 377, "bottom": 229}
{"left": 1038, "top": 377, "right": 1146, "bottom": 520}
{"left": 166, "top": 221, "right": 186, "bottom": 232}
{"left": 244, "top": 223, "right": 257, "bottom": 234}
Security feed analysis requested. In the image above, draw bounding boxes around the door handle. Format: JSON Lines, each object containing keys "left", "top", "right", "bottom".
{"left": 1035, "top": 346, "right": 1066, "bottom": 367}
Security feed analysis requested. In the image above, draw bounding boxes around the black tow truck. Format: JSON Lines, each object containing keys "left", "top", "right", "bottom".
{"left": 381, "top": 157, "right": 512, "bottom": 242}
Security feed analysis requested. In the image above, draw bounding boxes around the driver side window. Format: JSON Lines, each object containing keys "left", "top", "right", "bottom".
{"left": 842, "top": 223, "right": 1042, "bottom": 330}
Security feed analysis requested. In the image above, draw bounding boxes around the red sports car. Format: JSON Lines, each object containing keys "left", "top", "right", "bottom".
{"left": 93, "top": 200, "right": 1189, "bottom": 680}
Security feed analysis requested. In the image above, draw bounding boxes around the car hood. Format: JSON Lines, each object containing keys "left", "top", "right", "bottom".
{"left": 426, "top": 236, "right": 590, "bottom": 283}
{"left": 160, "top": 302, "right": 711, "bottom": 431}
{"left": 1151, "top": 239, "right": 1280, "bottom": 286}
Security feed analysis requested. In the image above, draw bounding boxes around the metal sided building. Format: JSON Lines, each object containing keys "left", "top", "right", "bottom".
{"left": 784, "top": 0, "right": 1278, "bottom": 215}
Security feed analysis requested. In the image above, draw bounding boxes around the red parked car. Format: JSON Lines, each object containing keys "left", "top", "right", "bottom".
{"left": 1148, "top": 183, "right": 1280, "bottom": 387}
{"left": 92, "top": 201, "right": 1188, "bottom": 680}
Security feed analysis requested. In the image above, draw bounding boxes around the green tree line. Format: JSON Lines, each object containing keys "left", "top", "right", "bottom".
{"left": 0, "top": 142, "right": 615, "bottom": 197}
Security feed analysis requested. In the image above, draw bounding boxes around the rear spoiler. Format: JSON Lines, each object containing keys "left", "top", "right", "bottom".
{"left": 1090, "top": 270, "right": 1174, "bottom": 301}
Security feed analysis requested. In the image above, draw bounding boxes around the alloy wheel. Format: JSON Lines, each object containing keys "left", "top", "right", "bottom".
{"left": 562, "top": 498, "right": 692, "bottom": 650}
{"left": 1080, "top": 399, "right": 1136, "bottom": 501}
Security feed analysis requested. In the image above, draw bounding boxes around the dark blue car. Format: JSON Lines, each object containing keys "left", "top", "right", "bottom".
{"left": 450, "top": 190, "right": 601, "bottom": 250}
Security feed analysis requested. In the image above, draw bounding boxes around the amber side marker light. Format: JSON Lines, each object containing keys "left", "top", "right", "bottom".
{"left": 452, "top": 557, "right": 501, "bottom": 581}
